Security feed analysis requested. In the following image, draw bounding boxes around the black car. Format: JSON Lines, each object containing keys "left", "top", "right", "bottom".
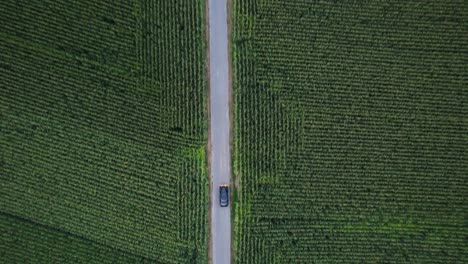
{"left": 219, "top": 185, "right": 229, "bottom": 207}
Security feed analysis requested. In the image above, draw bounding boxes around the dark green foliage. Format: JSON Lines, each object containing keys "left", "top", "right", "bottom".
{"left": 0, "top": 0, "right": 208, "bottom": 263}
{"left": 232, "top": 0, "right": 467, "bottom": 263}
{"left": 0, "top": 212, "right": 153, "bottom": 263}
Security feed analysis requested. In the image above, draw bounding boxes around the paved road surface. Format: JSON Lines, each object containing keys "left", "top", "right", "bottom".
{"left": 209, "top": 0, "right": 231, "bottom": 263}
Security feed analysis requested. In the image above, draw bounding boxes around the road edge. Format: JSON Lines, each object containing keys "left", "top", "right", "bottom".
{"left": 205, "top": 0, "right": 212, "bottom": 263}
{"left": 226, "top": 0, "right": 235, "bottom": 263}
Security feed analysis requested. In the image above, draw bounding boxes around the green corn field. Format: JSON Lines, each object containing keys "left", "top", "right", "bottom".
{"left": 0, "top": 0, "right": 208, "bottom": 263}
{"left": 232, "top": 0, "right": 467, "bottom": 263}
{"left": 1, "top": 0, "right": 467, "bottom": 263}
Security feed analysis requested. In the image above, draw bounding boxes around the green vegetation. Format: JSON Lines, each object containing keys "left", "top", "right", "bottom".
{"left": 232, "top": 0, "right": 467, "bottom": 263}
{"left": 0, "top": 0, "right": 207, "bottom": 263}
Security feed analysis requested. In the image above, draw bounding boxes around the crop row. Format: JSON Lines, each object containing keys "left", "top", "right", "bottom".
{"left": 1, "top": 0, "right": 208, "bottom": 263}
{"left": 233, "top": 0, "right": 467, "bottom": 263}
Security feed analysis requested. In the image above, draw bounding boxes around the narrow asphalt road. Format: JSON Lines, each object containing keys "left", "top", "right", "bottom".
{"left": 209, "top": 0, "right": 231, "bottom": 263}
